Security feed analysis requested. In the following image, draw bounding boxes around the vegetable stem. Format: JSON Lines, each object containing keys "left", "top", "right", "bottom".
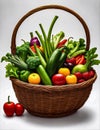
{"left": 39, "top": 24, "right": 47, "bottom": 40}
{"left": 47, "top": 16, "right": 58, "bottom": 42}
{"left": 30, "top": 32, "right": 33, "bottom": 38}
{"left": 35, "top": 16, "right": 59, "bottom": 62}
{"left": 34, "top": 43, "right": 46, "bottom": 68}
{"left": 8, "top": 96, "right": 10, "bottom": 104}
{"left": 39, "top": 24, "right": 50, "bottom": 62}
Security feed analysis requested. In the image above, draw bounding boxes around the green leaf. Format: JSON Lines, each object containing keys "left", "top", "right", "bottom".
{"left": 90, "top": 60, "right": 100, "bottom": 66}
{"left": 85, "top": 47, "right": 100, "bottom": 68}
{"left": 89, "top": 47, "right": 97, "bottom": 55}
{"left": 1, "top": 56, "right": 9, "bottom": 62}
{"left": 5, "top": 63, "right": 19, "bottom": 78}
{"left": 90, "top": 54, "right": 98, "bottom": 59}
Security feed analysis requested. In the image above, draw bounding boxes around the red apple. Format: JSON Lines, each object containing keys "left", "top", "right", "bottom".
{"left": 52, "top": 74, "right": 66, "bottom": 85}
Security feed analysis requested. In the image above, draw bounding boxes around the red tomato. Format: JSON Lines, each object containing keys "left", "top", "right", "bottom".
{"left": 3, "top": 96, "right": 15, "bottom": 117}
{"left": 52, "top": 74, "right": 66, "bottom": 85}
{"left": 78, "top": 79, "right": 85, "bottom": 83}
{"left": 74, "top": 72, "right": 83, "bottom": 80}
{"left": 15, "top": 103, "right": 25, "bottom": 116}
{"left": 89, "top": 69, "right": 95, "bottom": 78}
{"left": 82, "top": 72, "right": 91, "bottom": 80}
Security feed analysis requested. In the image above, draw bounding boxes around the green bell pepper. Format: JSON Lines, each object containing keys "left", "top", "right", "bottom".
{"left": 20, "top": 70, "right": 31, "bottom": 82}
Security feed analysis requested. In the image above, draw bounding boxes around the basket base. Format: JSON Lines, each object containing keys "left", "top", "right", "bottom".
{"left": 27, "top": 109, "right": 78, "bottom": 118}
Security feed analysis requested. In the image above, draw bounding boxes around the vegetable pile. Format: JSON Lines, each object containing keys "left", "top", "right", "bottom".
{"left": 1, "top": 16, "right": 100, "bottom": 85}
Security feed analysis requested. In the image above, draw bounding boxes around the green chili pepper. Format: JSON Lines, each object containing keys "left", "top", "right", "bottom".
{"left": 20, "top": 70, "right": 31, "bottom": 82}
{"left": 67, "top": 41, "right": 80, "bottom": 58}
{"left": 70, "top": 49, "right": 86, "bottom": 58}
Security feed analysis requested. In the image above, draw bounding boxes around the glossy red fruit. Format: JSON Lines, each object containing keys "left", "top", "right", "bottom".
{"left": 74, "top": 72, "right": 83, "bottom": 80}
{"left": 3, "top": 96, "right": 15, "bottom": 117}
{"left": 52, "top": 74, "right": 66, "bottom": 85}
{"left": 66, "top": 57, "right": 76, "bottom": 65}
{"left": 78, "top": 79, "right": 85, "bottom": 83}
{"left": 15, "top": 103, "right": 25, "bottom": 116}
{"left": 89, "top": 69, "right": 95, "bottom": 78}
{"left": 57, "top": 39, "right": 67, "bottom": 48}
{"left": 75, "top": 55, "right": 86, "bottom": 65}
{"left": 82, "top": 72, "right": 90, "bottom": 80}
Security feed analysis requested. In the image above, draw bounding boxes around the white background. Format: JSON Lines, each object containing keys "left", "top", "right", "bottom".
{"left": 0, "top": 0, "right": 100, "bottom": 130}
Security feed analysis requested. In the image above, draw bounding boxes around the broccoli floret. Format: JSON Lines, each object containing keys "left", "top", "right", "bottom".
{"left": 26, "top": 56, "right": 41, "bottom": 70}
{"left": 16, "top": 41, "right": 30, "bottom": 61}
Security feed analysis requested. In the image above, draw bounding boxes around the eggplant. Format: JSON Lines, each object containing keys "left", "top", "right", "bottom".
{"left": 64, "top": 62, "right": 74, "bottom": 71}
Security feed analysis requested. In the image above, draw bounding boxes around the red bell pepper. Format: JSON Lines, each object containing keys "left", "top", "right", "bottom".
{"left": 15, "top": 103, "right": 25, "bottom": 116}
{"left": 66, "top": 57, "right": 76, "bottom": 65}
{"left": 30, "top": 45, "right": 40, "bottom": 53}
{"left": 3, "top": 96, "right": 15, "bottom": 117}
{"left": 75, "top": 55, "right": 86, "bottom": 64}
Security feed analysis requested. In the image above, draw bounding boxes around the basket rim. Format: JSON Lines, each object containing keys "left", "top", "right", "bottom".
{"left": 10, "top": 71, "right": 97, "bottom": 92}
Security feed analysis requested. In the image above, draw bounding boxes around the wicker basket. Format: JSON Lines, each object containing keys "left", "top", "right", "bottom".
{"left": 10, "top": 5, "right": 97, "bottom": 117}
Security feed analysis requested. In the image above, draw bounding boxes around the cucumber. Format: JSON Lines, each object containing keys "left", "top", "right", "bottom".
{"left": 46, "top": 48, "right": 62, "bottom": 77}
{"left": 57, "top": 51, "right": 67, "bottom": 69}
{"left": 36, "top": 65, "right": 52, "bottom": 85}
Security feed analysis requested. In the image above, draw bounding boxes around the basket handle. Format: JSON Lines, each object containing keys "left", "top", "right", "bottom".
{"left": 11, "top": 5, "right": 90, "bottom": 54}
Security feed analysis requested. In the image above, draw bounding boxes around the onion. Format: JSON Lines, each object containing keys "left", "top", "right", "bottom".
{"left": 30, "top": 37, "right": 40, "bottom": 46}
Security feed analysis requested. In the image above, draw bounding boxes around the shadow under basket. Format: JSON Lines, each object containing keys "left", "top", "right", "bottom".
{"left": 10, "top": 5, "right": 97, "bottom": 117}
{"left": 10, "top": 73, "right": 97, "bottom": 117}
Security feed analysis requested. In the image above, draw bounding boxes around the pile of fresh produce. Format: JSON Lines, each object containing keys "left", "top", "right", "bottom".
{"left": 1, "top": 16, "right": 100, "bottom": 85}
